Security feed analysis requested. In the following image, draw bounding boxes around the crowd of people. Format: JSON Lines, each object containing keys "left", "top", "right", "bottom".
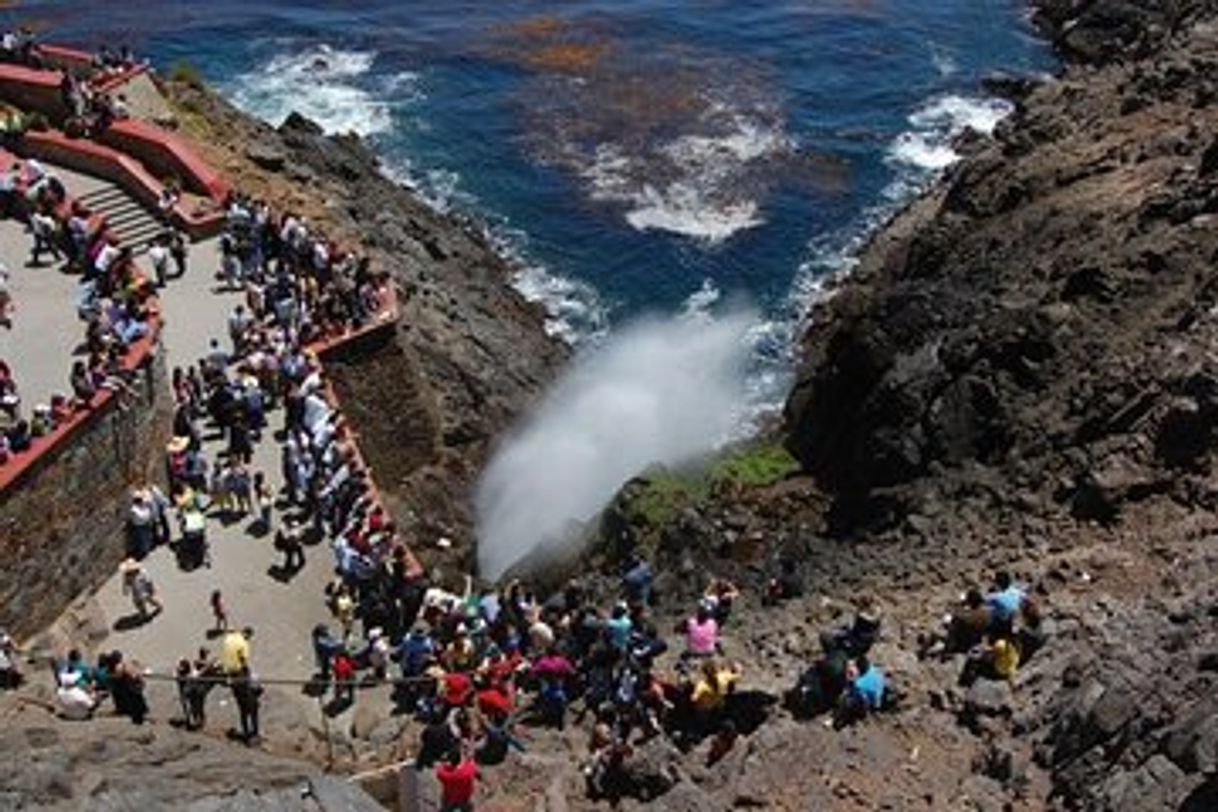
{"left": 0, "top": 26, "right": 142, "bottom": 137}
{"left": 0, "top": 156, "right": 159, "bottom": 466}
{"left": 0, "top": 41, "right": 1056, "bottom": 809}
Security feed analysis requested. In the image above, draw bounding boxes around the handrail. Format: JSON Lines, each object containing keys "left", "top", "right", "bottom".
{"left": 0, "top": 61, "right": 230, "bottom": 209}
{"left": 14, "top": 129, "right": 225, "bottom": 238}
{"left": 101, "top": 118, "right": 231, "bottom": 200}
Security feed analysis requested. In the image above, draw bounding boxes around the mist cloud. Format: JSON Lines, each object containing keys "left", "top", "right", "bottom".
{"left": 475, "top": 308, "right": 756, "bottom": 579}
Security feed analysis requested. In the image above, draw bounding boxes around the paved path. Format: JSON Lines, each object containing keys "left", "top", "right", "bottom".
{"left": 0, "top": 168, "right": 110, "bottom": 410}
{"left": 90, "top": 232, "right": 345, "bottom": 707}
{"left": 8, "top": 162, "right": 390, "bottom": 736}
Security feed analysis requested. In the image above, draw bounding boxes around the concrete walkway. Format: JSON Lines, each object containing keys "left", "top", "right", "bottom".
{"left": 89, "top": 232, "right": 349, "bottom": 709}
{"left": 13, "top": 162, "right": 394, "bottom": 738}
{"left": 0, "top": 167, "right": 110, "bottom": 411}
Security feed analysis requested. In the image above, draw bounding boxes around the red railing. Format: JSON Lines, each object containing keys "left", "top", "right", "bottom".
{"left": 101, "top": 118, "right": 231, "bottom": 201}
{"left": 0, "top": 311, "right": 163, "bottom": 494}
{"left": 0, "top": 60, "right": 231, "bottom": 223}
{"left": 14, "top": 129, "right": 225, "bottom": 238}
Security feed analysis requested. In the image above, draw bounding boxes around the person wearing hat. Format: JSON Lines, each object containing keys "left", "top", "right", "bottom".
{"left": 120, "top": 559, "right": 162, "bottom": 619}
{"left": 127, "top": 488, "right": 156, "bottom": 559}
{"left": 29, "top": 403, "right": 53, "bottom": 437}
{"left": 363, "top": 627, "right": 391, "bottom": 681}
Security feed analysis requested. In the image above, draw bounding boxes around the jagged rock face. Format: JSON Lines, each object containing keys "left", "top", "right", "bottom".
{"left": 785, "top": 0, "right": 1218, "bottom": 534}
{"left": 1033, "top": 0, "right": 1218, "bottom": 66}
{"left": 1030, "top": 588, "right": 1218, "bottom": 811}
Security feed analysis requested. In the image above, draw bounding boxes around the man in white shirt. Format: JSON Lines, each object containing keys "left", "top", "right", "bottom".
{"left": 147, "top": 234, "right": 170, "bottom": 287}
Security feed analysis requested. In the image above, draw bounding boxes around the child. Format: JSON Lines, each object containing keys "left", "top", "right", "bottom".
{"left": 332, "top": 648, "right": 356, "bottom": 703}
{"left": 210, "top": 590, "right": 228, "bottom": 634}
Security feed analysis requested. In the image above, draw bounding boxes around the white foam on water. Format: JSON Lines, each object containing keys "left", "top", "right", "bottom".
{"left": 889, "top": 131, "right": 960, "bottom": 171}
{"left": 379, "top": 151, "right": 608, "bottom": 346}
{"left": 751, "top": 91, "right": 1015, "bottom": 416}
{"left": 227, "top": 44, "right": 415, "bottom": 137}
{"left": 887, "top": 94, "right": 1014, "bottom": 171}
{"left": 911, "top": 94, "right": 1013, "bottom": 136}
{"left": 579, "top": 113, "right": 792, "bottom": 244}
{"left": 681, "top": 278, "right": 722, "bottom": 319}
{"left": 930, "top": 45, "right": 958, "bottom": 78}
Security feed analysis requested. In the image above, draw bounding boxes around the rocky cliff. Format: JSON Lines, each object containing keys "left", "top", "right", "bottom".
{"left": 785, "top": 0, "right": 1218, "bottom": 538}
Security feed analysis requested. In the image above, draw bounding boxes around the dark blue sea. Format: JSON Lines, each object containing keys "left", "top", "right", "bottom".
{"left": 18, "top": 0, "right": 1054, "bottom": 404}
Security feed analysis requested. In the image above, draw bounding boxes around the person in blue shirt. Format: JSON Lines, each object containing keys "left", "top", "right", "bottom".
{"left": 622, "top": 556, "right": 653, "bottom": 605}
{"left": 837, "top": 656, "right": 886, "bottom": 727}
{"left": 398, "top": 628, "right": 436, "bottom": 678}
{"left": 986, "top": 571, "right": 1026, "bottom": 635}
{"left": 605, "top": 603, "right": 633, "bottom": 652}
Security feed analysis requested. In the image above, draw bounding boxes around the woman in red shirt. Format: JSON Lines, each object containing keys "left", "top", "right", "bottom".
{"left": 435, "top": 749, "right": 478, "bottom": 812}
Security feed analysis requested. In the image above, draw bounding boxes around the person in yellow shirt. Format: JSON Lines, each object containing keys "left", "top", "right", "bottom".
{"left": 691, "top": 659, "right": 741, "bottom": 713}
{"left": 219, "top": 627, "right": 254, "bottom": 675}
{"left": 991, "top": 636, "right": 1021, "bottom": 680}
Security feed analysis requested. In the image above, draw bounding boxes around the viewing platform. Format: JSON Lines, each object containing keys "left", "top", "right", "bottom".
{"left": 0, "top": 39, "right": 418, "bottom": 722}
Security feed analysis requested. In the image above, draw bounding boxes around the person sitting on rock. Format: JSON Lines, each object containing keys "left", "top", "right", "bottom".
{"left": 986, "top": 571, "right": 1027, "bottom": 636}
{"left": 680, "top": 602, "right": 720, "bottom": 663}
{"left": 788, "top": 644, "right": 851, "bottom": 719}
{"left": 835, "top": 655, "right": 886, "bottom": 727}
{"left": 959, "top": 632, "right": 1021, "bottom": 687}
{"left": 690, "top": 658, "right": 741, "bottom": 735}
{"left": 764, "top": 557, "right": 804, "bottom": 606}
{"left": 920, "top": 589, "right": 992, "bottom": 659}
{"left": 819, "top": 606, "right": 882, "bottom": 659}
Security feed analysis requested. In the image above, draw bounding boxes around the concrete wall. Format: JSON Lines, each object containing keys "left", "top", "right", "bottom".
{"left": 0, "top": 346, "right": 172, "bottom": 639}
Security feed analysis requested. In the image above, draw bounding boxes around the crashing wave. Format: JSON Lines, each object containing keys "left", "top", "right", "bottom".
{"left": 226, "top": 43, "right": 418, "bottom": 137}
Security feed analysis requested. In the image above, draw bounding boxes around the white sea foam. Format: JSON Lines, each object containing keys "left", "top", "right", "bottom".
{"left": 682, "top": 278, "right": 722, "bottom": 318}
{"left": 755, "top": 91, "right": 1015, "bottom": 416}
{"left": 888, "top": 132, "right": 960, "bottom": 171}
{"left": 911, "top": 95, "right": 1013, "bottom": 137}
{"left": 887, "top": 94, "right": 1013, "bottom": 171}
{"left": 227, "top": 44, "right": 417, "bottom": 137}
{"left": 380, "top": 144, "right": 607, "bottom": 346}
{"left": 578, "top": 114, "right": 791, "bottom": 244}
{"left": 930, "top": 46, "right": 958, "bottom": 78}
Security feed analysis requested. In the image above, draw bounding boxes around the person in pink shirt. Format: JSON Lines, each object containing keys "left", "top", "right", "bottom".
{"left": 683, "top": 603, "right": 719, "bottom": 658}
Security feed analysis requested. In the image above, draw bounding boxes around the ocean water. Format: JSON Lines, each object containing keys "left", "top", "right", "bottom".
{"left": 18, "top": 0, "right": 1054, "bottom": 404}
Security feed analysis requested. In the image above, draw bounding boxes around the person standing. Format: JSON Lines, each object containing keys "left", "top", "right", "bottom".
{"left": 230, "top": 666, "right": 261, "bottom": 744}
{"left": 219, "top": 626, "right": 254, "bottom": 675}
{"left": 210, "top": 590, "right": 229, "bottom": 634}
{"left": 436, "top": 748, "right": 478, "bottom": 812}
{"left": 148, "top": 234, "right": 171, "bottom": 288}
{"left": 169, "top": 228, "right": 188, "bottom": 279}
{"left": 275, "top": 515, "right": 306, "bottom": 573}
{"left": 120, "top": 559, "right": 163, "bottom": 619}
{"left": 127, "top": 488, "right": 156, "bottom": 559}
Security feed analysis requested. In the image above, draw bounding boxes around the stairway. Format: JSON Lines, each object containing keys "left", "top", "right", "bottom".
{"left": 76, "top": 183, "right": 166, "bottom": 255}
